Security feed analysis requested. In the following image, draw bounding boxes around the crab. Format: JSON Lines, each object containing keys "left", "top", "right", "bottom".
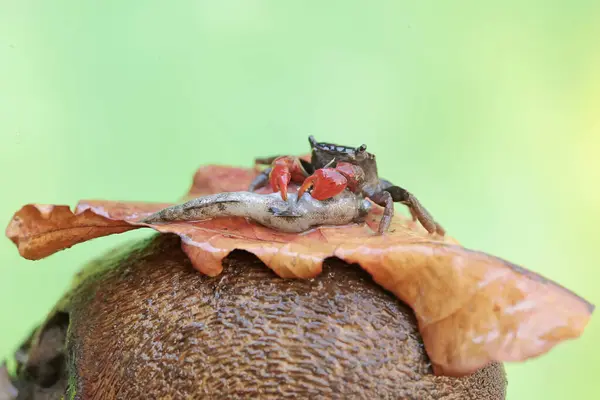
{"left": 249, "top": 135, "right": 445, "bottom": 235}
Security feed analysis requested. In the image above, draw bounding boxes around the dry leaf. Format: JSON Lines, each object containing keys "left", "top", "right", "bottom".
{"left": 5, "top": 164, "right": 593, "bottom": 377}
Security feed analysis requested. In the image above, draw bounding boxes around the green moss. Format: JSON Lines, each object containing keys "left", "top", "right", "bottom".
{"left": 65, "top": 366, "right": 78, "bottom": 400}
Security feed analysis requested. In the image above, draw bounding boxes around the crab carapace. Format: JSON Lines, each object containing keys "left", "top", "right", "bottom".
{"left": 249, "top": 136, "right": 445, "bottom": 235}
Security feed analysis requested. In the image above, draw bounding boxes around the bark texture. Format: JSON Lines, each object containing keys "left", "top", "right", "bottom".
{"left": 12, "top": 234, "right": 506, "bottom": 399}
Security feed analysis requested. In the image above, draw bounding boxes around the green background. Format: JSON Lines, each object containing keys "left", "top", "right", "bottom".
{"left": 1, "top": 1, "right": 598, "bottom": 398}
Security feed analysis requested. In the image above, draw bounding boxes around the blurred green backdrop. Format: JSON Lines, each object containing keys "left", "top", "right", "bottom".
{"left": 1, "top": 1, "right": 598, "bottom": 398}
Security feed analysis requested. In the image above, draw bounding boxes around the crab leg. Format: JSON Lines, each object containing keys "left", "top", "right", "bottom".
{"left": 141, "top": 191, "right": 371, "bottom": 233}
{"left": 369, "top": 191, "right": 395, "bottom": 234}
{"left": 248, "top": 167, "right": 272, "bottom": 192}
{"left": 382, "top": 185, "right": 445, "bottom": 235}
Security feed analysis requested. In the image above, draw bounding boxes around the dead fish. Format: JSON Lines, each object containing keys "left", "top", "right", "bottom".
{"left": 141, "top": 191, "right": 372, "bottom": 233}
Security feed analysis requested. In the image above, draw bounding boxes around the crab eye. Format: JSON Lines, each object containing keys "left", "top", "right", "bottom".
{"left": 357, "top": 144, "right": 367, "bottom": 152}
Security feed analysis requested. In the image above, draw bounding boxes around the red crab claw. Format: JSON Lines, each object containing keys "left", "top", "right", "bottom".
{"left": 334, "top": 162, "right": 365, "bottom": 192}
{"left": 268, "top": 156, "right": 307, "bottom": 201}
{"left": 297, "top": 168, "right": 348, "bottom": 200}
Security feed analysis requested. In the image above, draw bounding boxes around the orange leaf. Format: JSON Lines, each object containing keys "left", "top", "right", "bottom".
{"left": 5, "top": 164, "right": 593, "bottom": 377}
